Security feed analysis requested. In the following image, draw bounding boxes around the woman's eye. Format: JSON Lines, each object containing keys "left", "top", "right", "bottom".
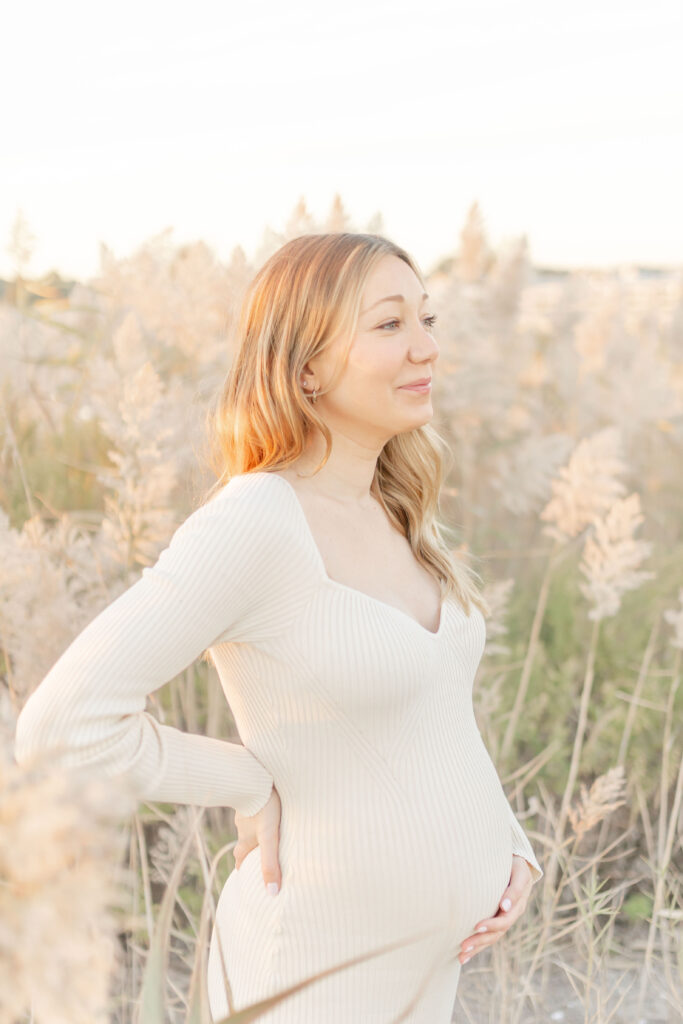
{"left": 378, "top": 315, "right": 438, "bottom": 331}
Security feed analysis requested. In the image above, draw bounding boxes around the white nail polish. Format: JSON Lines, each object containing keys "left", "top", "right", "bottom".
{"left": 501, "top": 898, "right": 512, "bottom": 911}
{"left": 267, "top": 881, "right": 279, "bottom": 896}
{"left": 462, "top": 955, "right": 471, "bottom": 964}
{"left": 477, "top": 925, "right": 487, "bottom": 933}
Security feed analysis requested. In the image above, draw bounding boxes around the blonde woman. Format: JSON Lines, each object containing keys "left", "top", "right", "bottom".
{"left": 14, "top": 232, "right": 543, "bottom": 1022}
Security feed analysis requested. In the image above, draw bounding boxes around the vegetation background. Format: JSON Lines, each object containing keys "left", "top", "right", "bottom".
{"left": 1, "top": 199, "right": 682, "bottom": 1023}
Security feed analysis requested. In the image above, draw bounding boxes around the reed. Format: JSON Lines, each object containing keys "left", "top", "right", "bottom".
{"left": 2, "top": 198, "right": 682, "bottom": 1022}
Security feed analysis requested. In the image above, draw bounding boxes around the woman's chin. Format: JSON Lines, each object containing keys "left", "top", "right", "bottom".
{"left": 392, "top": 410, "right": 434, "bottom": 434}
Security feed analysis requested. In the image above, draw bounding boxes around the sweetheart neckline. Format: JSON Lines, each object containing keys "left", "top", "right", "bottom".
{"left": 259, "top": 471, "right": 450, "bottom": 638}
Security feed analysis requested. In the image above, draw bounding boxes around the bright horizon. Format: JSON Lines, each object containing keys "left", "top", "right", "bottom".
{"left": 2, "top": 0, "right": 681, "bottom": 280}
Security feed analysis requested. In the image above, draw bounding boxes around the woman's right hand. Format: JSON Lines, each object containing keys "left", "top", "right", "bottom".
{"left": 233, "top": 784, "right": 282, "bottom": 896}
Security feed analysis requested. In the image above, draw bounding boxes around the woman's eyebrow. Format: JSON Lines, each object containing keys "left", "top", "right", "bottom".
{"left": 361, "top": 293, "right": 430, "bottom": 314}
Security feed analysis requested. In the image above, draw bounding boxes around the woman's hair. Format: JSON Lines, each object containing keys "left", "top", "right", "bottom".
{"left": 199, "top": 232, "right": 490, "bottom": 619}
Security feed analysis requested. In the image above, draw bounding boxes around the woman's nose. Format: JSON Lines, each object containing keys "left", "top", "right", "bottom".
{"left": 410, "top": 326, "right": 439, "bottom": 361}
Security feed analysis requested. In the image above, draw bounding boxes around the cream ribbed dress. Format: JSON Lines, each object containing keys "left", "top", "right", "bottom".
{"left": 13, "top": 470, "right": 543, "bottom": 1024}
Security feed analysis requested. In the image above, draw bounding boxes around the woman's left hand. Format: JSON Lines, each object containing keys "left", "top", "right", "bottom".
{"left": 458, "top": 855, "right": 534, "bottom": 965}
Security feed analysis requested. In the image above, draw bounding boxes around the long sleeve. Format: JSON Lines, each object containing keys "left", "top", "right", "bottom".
{"left": 506, "top": 796, "right": 544, "bottom": 885}
{"left": 13, "top": 475, "right": 283, "bottom": 817}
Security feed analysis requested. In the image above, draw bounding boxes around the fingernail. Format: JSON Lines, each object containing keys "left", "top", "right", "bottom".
{"left": 477, "top": 925, "right": 488, "bottom": 933}
{"left": 501, "top": 898, "right": 512, "bottom": 911}
{"left": 266, "top": 882, "right": 279, "bottom": 896}
{"left": 462, "top": 955, "right": 471, "bottom": 964}
{"left": 463, "top": 944, "right": 474, "bottom": 953}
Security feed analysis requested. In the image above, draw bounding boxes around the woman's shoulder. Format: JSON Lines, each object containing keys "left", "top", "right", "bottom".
{"left": 200, "top": 470, "right": 313, "bottom": 643}
{"left": 201, "top": 470, "right": 290, "bottom": 523}
{"left": 194, "top": 470, "right": 306, "bottom": 571}
{"left": 159, "top": 471, "right": 295, "bottom": 577}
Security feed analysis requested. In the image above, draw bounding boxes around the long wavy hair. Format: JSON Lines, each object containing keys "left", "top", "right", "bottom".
{"left": 199, "top": 232, "right": 490, "bottom": 619}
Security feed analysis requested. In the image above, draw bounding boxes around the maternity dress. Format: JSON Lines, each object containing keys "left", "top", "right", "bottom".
{"left": 13, "top": 470, "right": 543, "bottom": 1023}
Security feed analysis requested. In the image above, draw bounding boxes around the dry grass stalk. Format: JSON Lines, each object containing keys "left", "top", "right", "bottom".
{"left": 3, "top": 206, "right": 683, "bottom": 1022}
{"left": 0, "top": 755, "right": 135, "bottom": 1024}
{"left": 539, "top": 426, "right": 629, "bottom": 544}
{"left": 578, "top": 493, "right": 655, "bottom": 621}
{"left": 567, "top": 766, "right": 628, "bottom": 843}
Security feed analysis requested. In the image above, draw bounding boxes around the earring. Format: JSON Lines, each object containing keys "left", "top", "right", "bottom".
{"left": 302, "top": 380, "right": 318, "bottom": 402}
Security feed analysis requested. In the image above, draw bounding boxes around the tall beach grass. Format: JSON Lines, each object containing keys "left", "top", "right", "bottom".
{"left": 2, "top": 198, "right": 682, "bottom": 1022}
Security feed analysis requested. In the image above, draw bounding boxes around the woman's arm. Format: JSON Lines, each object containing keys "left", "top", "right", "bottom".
{"left": 506, "top": 796, "right": 543, "bottom": 884}
{"left": 13, "top": 476, "right": 279, "bottom": 817}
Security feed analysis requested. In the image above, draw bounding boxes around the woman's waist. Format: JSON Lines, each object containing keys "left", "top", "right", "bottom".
{"left": 277, "top": 789, "right": 512, "bottom": 889}
{"left": 275, "top": 761, "right": 510, "bottom": 837}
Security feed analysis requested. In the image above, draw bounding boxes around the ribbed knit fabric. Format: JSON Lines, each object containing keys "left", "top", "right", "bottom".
{"left": 13, "top": 470, "right": 543, "bottom": 1024}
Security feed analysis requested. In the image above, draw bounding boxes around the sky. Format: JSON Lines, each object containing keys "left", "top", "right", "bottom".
{"left": 1, "top": 0, "right": 681, "bottom": 280}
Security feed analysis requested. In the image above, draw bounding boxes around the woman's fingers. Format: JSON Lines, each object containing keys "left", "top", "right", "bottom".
{"left": 459, "top": 857, "right": 534, "bottom": 962}
{"left": 234, "top": 786, "right": 283, "bottom": 893}
{"left": 233, "top": 838, "right": 257, "bottom": 870}
{"left": 458, "top": 912, "right": 512, "bottom": 963}
{"left": 497, "top": 854, "right": 532, "bottom": 914}
{"left": 458, "top": 920, "right": 510, "bottom": 963}
{"left": 260, "top": 832, "right": 282, "bottom": 896}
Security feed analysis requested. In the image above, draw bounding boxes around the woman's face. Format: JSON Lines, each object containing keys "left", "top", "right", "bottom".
{"left": 309, "top": 255, "right": 439, "bottom": 446}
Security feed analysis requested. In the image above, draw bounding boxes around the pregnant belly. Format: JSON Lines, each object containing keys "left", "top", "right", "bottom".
{"left": 261, "top": 766, "right": 512, "bottom": 955}
{"left": 213, "top": 728, "right": 513, "bottom": 983}
{"left": 209, "top": 777, "right": 512, "bottom": 1019}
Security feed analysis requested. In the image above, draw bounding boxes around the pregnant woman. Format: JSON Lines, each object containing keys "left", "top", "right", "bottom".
{"left": 14, "top": 231, "right": 543, "bottom": 1023}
